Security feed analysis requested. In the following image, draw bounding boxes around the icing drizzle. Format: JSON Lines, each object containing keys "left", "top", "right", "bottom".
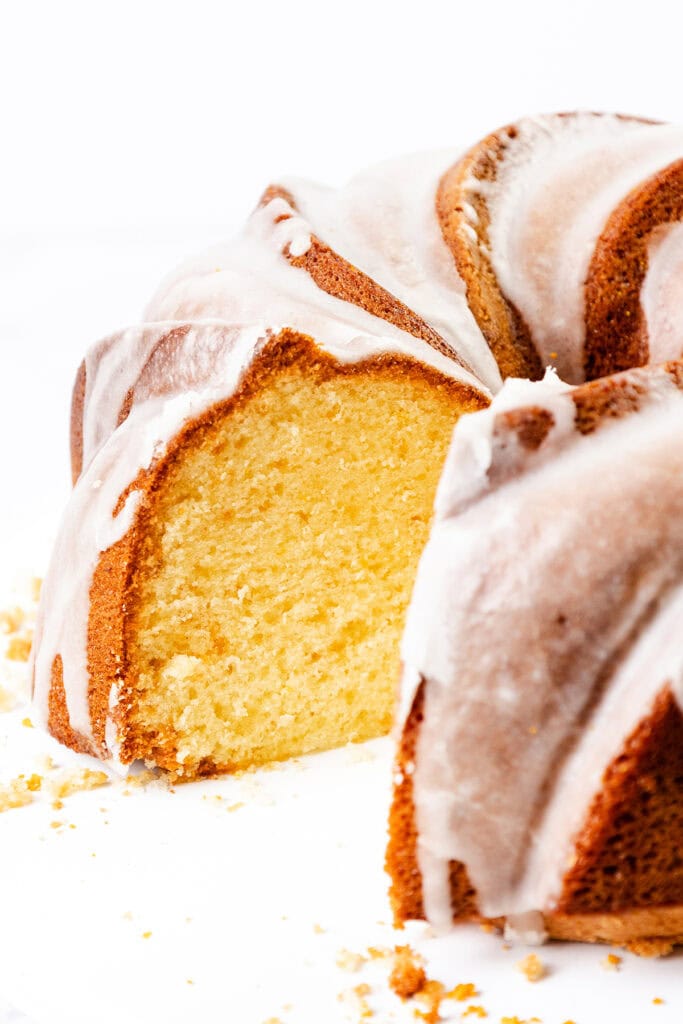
{"left": 31, "top": 154, "right": 494, "bottom": 764}
{"left": 473, "top": 113, "right": 683, "bottom": 382}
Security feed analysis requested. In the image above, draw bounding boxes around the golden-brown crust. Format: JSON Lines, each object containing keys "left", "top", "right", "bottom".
{"left": 259, "top": 185, "right": 475, "bottom": 372}
{"left": 571, "top": 357, "right": 683, "bottom": 432}
{"left": 437, "top": 113, "right": 663, "bottom": 385}
{"left": 436, "top": 123, "right": 544, "bottom": 381}
{"left": 389, "top": 682, "right": 683, "bottom": 947}
{"left": 47, "top": 655, "right": 96, "bottom": 757}
{"left": 585, "top": 158, "right": 683, "bottom": 378}
{"left": 558, "top": 688, "right": 683, "bottom": 914}
{"left": 85, "top": 530, "right": 139, "bottom": 755}
{"left": 51, "top": 329, "right": 486, "bottom": 772}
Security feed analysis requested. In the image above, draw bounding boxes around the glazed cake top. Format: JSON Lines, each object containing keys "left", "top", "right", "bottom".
{"left": 462, "top": 113, "right": 683, "bottom": 382}
{"left": 401, "top": 362, "right": 683, "bottom": 925}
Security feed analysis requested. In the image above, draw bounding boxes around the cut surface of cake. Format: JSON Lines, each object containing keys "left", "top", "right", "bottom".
{"left": 387, "top": 360, "right": 683, "bottom": 949}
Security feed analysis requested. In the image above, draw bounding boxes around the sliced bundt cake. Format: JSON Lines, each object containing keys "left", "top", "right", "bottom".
{"left": 33, "top": 174, "right": 490, "bottom": 776}
{"left": 387, "top": 360, "right": 683, "bottom": 950}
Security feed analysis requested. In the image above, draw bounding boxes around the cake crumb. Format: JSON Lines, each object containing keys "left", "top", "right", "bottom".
{"left": 52, "top": 799, "right": 63, "bottom": 810}
{"left": 462, "top": 1007, "right": 487, "bottom": 1018}
{"left": 0, "top": 607, "right": 25, "bottom": 634}
{"left": 653, "top": 997, "right": 664, "bottom": 1005}
{"left": 50, "top": 767, "right": 110, "bottom": 799}
{"left": 227, "top": 801, "right": 245, "bottom": 812}
{"left": 30, "top": 577, "right": 43, "bottom": 602}
{"left": 516, "top": 953, "right": 545, "bottom": 982}
{"left": 0, "top": 684, "right": 16, "bottom": 712}
{"left": 336, "top": 948, "right": 367, "bottom": 972}
{"left": 6, "top": 634, "right": 32, "bottom": 662}
{"left": 21, "top": 717, "right": 34, "bottom": 728}
{"left": 50, "top": 820, "right": 63, "bottom": 829}
{"left": 142, "top": 931, "right": 152, "bottom": 939}
{"left": 338, "top": 983, "right": 373, "bottom": 1020}
{"left": 125, "top": 769, "right": 160, "bottom": 788}
{"left": 500, "top": 1018, "right": 544, "bottom": 1024}
{"left": 313, "top": 922, "right": 326, "bottom": 934}
{"left": 601, "top": 952, "right": 622, "bottom": 971}
{"left": 448, "top": 982, "right": 477, "bottom": 1002}
{"left": 34, "top": 754, "right": 56, "bottom": 773}
{"left": 0, "top": 777, "right": 34, "bottom": 812}
{"left": 25, "top": 774, "right": 42, "bottom": 792}
{"left": 414, "top": 979, "right": 445, "bottom": 1023}
{"left": 389, "top": 945, "right": 426, "bottom": 999}
{"left": 367, "top": 945, "right": 392, "bottom": 960}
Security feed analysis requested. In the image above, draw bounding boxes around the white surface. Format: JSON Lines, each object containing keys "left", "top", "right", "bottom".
{"left": 4, "top": 0, "right": 683, "bottom": 235}
{"left": 0, "top": 649, "right": 682, "bottom": 1024}
{"left": 3, "top": 2, "right": 683, "bottom": 1019}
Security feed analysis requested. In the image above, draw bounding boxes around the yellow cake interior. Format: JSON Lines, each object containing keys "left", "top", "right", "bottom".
{"left": 125, "top": 351, "right": 479, "bottom": 775}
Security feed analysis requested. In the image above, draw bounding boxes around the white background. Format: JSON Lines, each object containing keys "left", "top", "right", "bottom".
{"left": 2, "top": 2, "right": 683, "bottom": 1022}
{"left": 3, "top": 0, "right": 683, "bottom": 584}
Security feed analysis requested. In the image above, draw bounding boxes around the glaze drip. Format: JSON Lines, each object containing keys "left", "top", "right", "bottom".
{"left": 401, "top": 365, "right": 683, "bottom": 921}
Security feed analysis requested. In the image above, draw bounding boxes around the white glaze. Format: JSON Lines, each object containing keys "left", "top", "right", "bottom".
{"left": 642, "top": 220, "right": 683, "bottom": 364}
{"left": 147, "top": 190, "right": 493, "bottom": 393}
{"left": 475, "top": 114, "right": 683, "bottom": 382}
{"left": 32, "top": 323, "right": 266, "bottom": 748}
{"left": 31, "top": 157, "right": 497, "bottom": 762}
{"left": 401, "top": 366, "right": 683, "bottom": 923}
{"left": 280, "top": 151, "right": 502, "bottom": 390}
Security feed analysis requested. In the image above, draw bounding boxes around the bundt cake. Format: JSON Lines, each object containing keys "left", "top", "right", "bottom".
{"left": 387, "top": 360, "right": 683, "bottom": 948}
{"left": 30, "top": 110, "right": 683, "bottom": 949}
{"left": 32, "top": 161, "right": 492, "bottom": 776}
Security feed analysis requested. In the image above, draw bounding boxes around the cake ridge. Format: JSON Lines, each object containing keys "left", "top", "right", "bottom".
{"left": 396, "top": 358, "right": 683, "bottom": 937}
